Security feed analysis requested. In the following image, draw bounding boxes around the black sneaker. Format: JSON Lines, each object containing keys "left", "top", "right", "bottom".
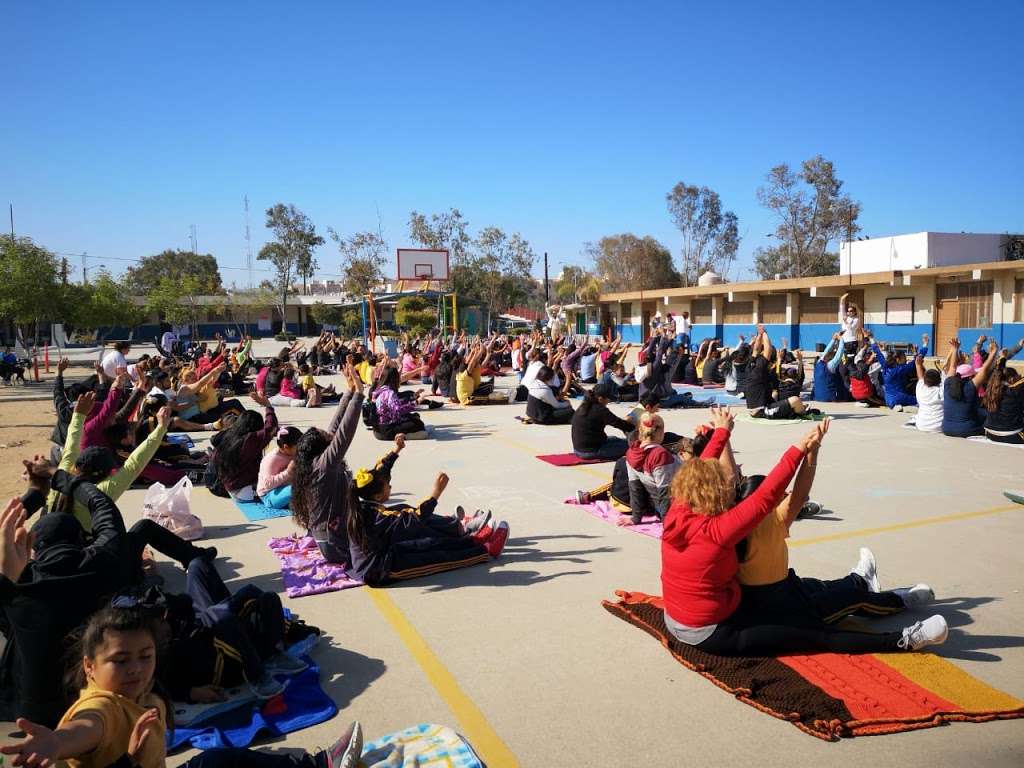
{"left": 796, "top": 502, "right": 823, "bottom": 520}
{"left": 285, "top": 617, "right": 322, "bottom": 644}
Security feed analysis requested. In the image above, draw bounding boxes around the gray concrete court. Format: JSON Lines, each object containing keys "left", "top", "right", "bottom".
{"left": 6, "top": 338, "right": 1024, "bottom": 766}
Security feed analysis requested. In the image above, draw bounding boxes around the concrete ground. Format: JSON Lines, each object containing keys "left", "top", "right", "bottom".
{"left": 5, "top": 338, "right": 1024, "bottom": 766}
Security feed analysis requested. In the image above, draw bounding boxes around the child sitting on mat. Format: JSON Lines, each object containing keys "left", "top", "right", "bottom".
{"left": 347, "top": 435, "right": 509, "bottom": 586}
{"left": 257, "top": 426, "right": 301, "bottom": 509}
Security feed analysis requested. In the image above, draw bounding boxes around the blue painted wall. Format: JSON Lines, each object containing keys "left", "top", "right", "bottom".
{"left": 618, "top": 324, "right": 643, "bottom": 344}
{"left": 688, "top": 324, "right": 719, "bottom": 345}
{"left": 721, "top": 323, "right": 791, "bottom": 348}
{"left": 866, "top": 323, "right": 932, "bottom": 347}
{"left": 796, "top": 323, "right": 839, "bottom": 351}
{"left": 999, "top": 323, "right": 1024, "bottom": 349}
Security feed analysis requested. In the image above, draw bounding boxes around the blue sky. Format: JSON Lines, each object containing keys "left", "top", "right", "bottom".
{"left": 4, "top": 1, "right": 1022, "bottom": 285}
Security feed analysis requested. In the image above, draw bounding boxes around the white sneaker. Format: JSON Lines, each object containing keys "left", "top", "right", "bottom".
{"left": 893, "top": 404, "right": 904, "bottom": 412}
{"left": 325, "top": 721, "right": 363, "bottom": 768}
{"left": 893, "top": 584, "right": 935, "bottom": 609}
{"left": 897, "top": 615, "right": 948, "bottom": 651}
{"left": 855, "top": 401, "right": 870, "bottom": 408}
{"left": 851, "top": 547, "right": 880, "bottom": 593}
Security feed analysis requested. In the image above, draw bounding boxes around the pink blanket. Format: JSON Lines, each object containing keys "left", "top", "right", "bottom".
{"left": 268, "top": 535, "right": 363, "bottom": 597}
{"left": 563, "top": 498, "right": 663, "bottom": 539}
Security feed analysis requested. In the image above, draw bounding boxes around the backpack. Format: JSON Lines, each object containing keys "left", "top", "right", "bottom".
{"left": 361, "top": 398, "right": 380, "bottom": 428}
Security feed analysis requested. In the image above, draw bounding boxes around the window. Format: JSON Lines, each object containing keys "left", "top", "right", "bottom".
{"left": 799, "top": 296, "right": 838, "bottom": 324}
{"left": 1015, "top": 279, "right": 1024, "bottom": 323}
{"left": 723, "top": 300, "right": 753, "bottom": 324}
{"left": 691, "top": 298, "right": 713, "bottom": 324}
{"left": 759, "top": 294, "right": 787, "bottom": 323}
{"left": 958, "top": 281, "right": 993, "bottom": 328}
{"left": 619, "top": 303, "right": 632, "bottom": 323}
{"left": 885, "top": 297, "right": 914, "bottom": 325}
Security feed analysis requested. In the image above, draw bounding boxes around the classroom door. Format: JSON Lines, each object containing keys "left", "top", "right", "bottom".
{"left": 642, "top": 309, "right": 651, "bottom": 342}
{"left": 935, "top": 296, "right": 959, "bottom": 346}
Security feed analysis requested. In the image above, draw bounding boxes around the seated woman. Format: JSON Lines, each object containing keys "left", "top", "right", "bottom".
{"left": 943, "top": 338, "right": 998, "bottom": 438}
{"left": 873, "top": 334, "right": 929, "bottom": 412}
{"left": 372, "top": 366, "right": 429, "bottom": 440}
{"left": 775, "top": 349, "right": 805, "bottom": 401}
{"left": 298, "top": 363, "right": 339, "bottom": 403}
{"left": 455, "top": 342, "right": 505, "bottom": 405}
{"left": 701, "top": 344, "right": 726, "bottom": 385}
{"left": 736, "top": 419, "right": 938, "bottom": 637}
{"left": 982, "top": 357, "right": 1024, "bottom": 444}
{"left": 346, "top": 436, "right": 508, "bottom": 586}
{"left": 661, "top": 420, "right": 948, "bottom": 655}
{"left": 0, "top": 605, "right": 362, "bottom": 768}
{"left": 621, "top": 407, "right": 735, "bottom": 527}
{"left": 213, "top": 393, "right": 278, "bottom": 501}
{"left": 292, "top": 364, "right": 365, "bottom": 564}
{"left": 748, "top": 329, "right": 807, "bottom": 419}
{"left": 257, "top": 426, "right": 301, "bottom": 509}
{"left": 571, "top": 383, "right": 635, "bottom": 460}
{"left": 625, "top": 392, "right": 684, "bottom": 447}
{"left": 526, "top": 365, "right": 574, "bottom": 425}
{"left": 849, "top": 342, "right": 886, "bottom": 407}
{"left": 812, "top": 333, "right": 850, "bottom": 404}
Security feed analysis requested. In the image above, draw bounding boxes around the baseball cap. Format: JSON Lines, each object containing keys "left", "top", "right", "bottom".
{"left": 955, "top": 363, "right": 976, "bottom": 378}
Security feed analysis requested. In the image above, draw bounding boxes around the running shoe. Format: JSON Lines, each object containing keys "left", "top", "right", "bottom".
{"left": 485, "top": 522, "right": 510, "bottom": 557}
{"left": 897, "top": 615, "right": 948, "bottom": 650}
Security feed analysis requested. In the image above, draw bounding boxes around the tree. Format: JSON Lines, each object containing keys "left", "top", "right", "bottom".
{"left": 144, "top": 275, "right": 207, "bottom": 336}
{"left": 395, "top": 295, "right": 437, "bottom": 334}
{"left": 408, "top": 208, "right": 472, "bottom": 267}
{"left": 260, "top": 204, "right": 325, "bottom": 331}
{"left": 328, "top": 228, "right": 387, "bottom": 297}
{"left": 309, "top": 301, "right": 347, "bottom": 329}
{"left": 555, "top": 265, "right": 595, "bottom": 304}
{"left": 666, "top": 183, "right": 741, "bottom": 286}
{"left": 0, "top": 237, "right": 65, "bottom": 347}
{"left": 212, "top": 288, "right": 278, "bottom": 338}
{"left": 472, "top": 226, "right": 536, "bottom": 329}
{"left": 755, "top": 155, "right": 861, "bottom": 279}
{"left": 72, "top": 270, "right": 147, "bottom": 345}
{"left": 123, "top": 250, "right": 223, "bottom": 295}
{"left": 586, "top": 234, "right": 679, "bottom": 293}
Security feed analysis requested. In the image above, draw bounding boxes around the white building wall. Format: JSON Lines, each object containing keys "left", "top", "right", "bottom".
{"left": 840, "top": 232, "right": 1006, "bottom": 275}
{"left": 862, "top": 282, "right": 935, "bottom": 326}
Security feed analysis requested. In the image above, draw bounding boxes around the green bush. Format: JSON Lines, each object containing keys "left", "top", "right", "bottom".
{"left": 274, "top": 332, "right": 297, "bottom": 342}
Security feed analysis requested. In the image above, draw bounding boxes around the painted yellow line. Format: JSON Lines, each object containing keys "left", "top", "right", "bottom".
{"left": 367, "top": 588, "right": 519, "bottom": 767}
{"left": 790, "top": 504, "right": 1020, "bottom": 548}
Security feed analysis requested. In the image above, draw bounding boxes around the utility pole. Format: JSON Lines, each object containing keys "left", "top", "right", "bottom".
{"left": 244, "top": 195, "right": 253, "bottom": 289}
{"left": 81, "top": 252, "right": 88, "bottom": 284}
{"left": 8, "top": 203, "right": 14, "bottom": 242}
{"left": 543, "top": 251, "right": 549, "bottom": 305}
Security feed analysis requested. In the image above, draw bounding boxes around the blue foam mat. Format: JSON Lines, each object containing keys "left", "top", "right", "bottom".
{"left": 234, "top": 499, "right": 290, "bottom": 521}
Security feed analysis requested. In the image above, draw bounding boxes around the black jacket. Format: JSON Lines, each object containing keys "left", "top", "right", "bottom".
{"left": 0, "top": 472, "right": 128, "bottom": 726}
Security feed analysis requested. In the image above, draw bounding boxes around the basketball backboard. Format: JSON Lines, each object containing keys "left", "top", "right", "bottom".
{"left": 396, "top": 248, "right": 449, "bottom": 282}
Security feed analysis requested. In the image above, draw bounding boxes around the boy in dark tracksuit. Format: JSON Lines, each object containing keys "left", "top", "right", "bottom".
{"left": 346, "top": 437, "right": 508, "bottom": 586}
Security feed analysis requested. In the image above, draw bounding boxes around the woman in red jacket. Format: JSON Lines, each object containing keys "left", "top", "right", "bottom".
{"left": 660, "top": 420, "right": 948, "bottom": 655}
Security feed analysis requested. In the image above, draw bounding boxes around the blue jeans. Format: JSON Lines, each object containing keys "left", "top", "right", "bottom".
{"left": 263, "top": 484, "right": 292, "bottom": 509}
{"left": 575, "top": 436, "right": 628, "bottom": 460}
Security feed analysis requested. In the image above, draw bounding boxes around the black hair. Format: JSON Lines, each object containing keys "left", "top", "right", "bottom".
{"left": 691, "top": 430, "right": 712, "bottom": 458}
{"left": 536, "top": 365, "right": 554, "bottom": 383}
{"left": 290, "top": 428, "right": 334, "bottom": 531}
{"left": 299, "top": 363, "right": 310, "bottom": 375}
{"left": 66, "top": 605, "right": 158, "bottom": 692}
{"left": 380, "top": 366, "right": 401, "bottom": 392}
{"left": 948, "top": 373, "right": 964, "bottom": 401}
{"left": 277, "top": 425, "right": 302, "bottom": 449}
{"left": 923, "top": 369, "right": 941, "bottom": 387}
{"left": 213, "top": 409, "right": 265, "bottom": 480}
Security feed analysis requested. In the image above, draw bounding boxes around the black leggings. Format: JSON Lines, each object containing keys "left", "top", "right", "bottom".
{"left": 373, "top": 415, "right": 426, "bottom": 440}
{"left": 183, "top": 749, "right": 319, "bottom": 768}
{"left": 125, "top": 519, "right": 204, "bottom": 570}
{"left": 694, "top": 572, "right": 904, "bottom": 656}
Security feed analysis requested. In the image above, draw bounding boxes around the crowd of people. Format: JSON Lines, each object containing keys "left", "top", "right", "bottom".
{"left": 0, "top": 295, "right": 1018, "bottom": 766}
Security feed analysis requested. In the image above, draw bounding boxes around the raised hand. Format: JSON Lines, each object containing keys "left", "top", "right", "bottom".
{"left": 0, "top": 498, "right": 31, "bottom": 582}
{"left": 57, "top": 356, "right": 70, "bottom": 373}
{"left": 156, "top": 406, "right": 173, "bottom": 429}
{"left": 0, "top": 717, "right": 62, "bottom": 766}
{"left": 22, "top": 456, "right": 56, "bottom": 493}
{"left": 394, "top": 433, "right": 407, "bottom": 453}
{"left": 128, "top": 707, "right": 162, "bottom": 761}
{"left": 250, "top": 390, "right": 270, "bottom": 408}
{"left": 709, "top": 405, "right": 734, "bottom": 432}
{"left": 73, "top": 391, "right": 96, "bottom": 415}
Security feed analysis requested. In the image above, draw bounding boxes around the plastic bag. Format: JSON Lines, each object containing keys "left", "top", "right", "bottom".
{"left": 142, "top": 476, "right": 204, "bottom": 541}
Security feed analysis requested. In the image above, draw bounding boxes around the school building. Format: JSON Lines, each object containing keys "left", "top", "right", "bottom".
{"left": 584, "top": 232, "right": 1024, "bottom": 352}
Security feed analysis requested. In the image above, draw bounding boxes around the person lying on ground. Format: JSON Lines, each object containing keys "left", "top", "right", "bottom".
{"left": 347, "top": 438, "right": 507, "bottom": 586}
{"left": 661, "top": 420, "right": 948, "bottom": 656}
{"left": 0, "top": 605, "right": 360, "bottom": 768}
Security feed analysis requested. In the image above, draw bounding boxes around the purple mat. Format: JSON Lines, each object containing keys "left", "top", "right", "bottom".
{"left": 268, "top": 535, "right": 363, "bottom": 597}
{"left": 563, "top": 498, "right": 663, "bottom": 539}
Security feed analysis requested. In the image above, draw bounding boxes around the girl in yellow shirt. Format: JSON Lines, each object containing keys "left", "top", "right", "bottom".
{"left": 1, "top": 607, "right": 361, "bottom": 768}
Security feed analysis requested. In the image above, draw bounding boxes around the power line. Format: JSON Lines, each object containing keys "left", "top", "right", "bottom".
{"left": 52, "top": 250, "right": 350, "bottom": 279}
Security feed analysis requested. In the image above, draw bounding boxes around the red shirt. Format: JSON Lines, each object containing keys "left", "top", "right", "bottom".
{"left": 660, "top": 445, "right": 804, "bottom": 627}
{"left": 850, "top": 376, "right": 874, "bottom": 401}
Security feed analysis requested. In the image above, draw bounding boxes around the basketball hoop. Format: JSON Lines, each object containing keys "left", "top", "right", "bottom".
{"left": 395, "top": 248, "right": 450, "bottom": 293}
